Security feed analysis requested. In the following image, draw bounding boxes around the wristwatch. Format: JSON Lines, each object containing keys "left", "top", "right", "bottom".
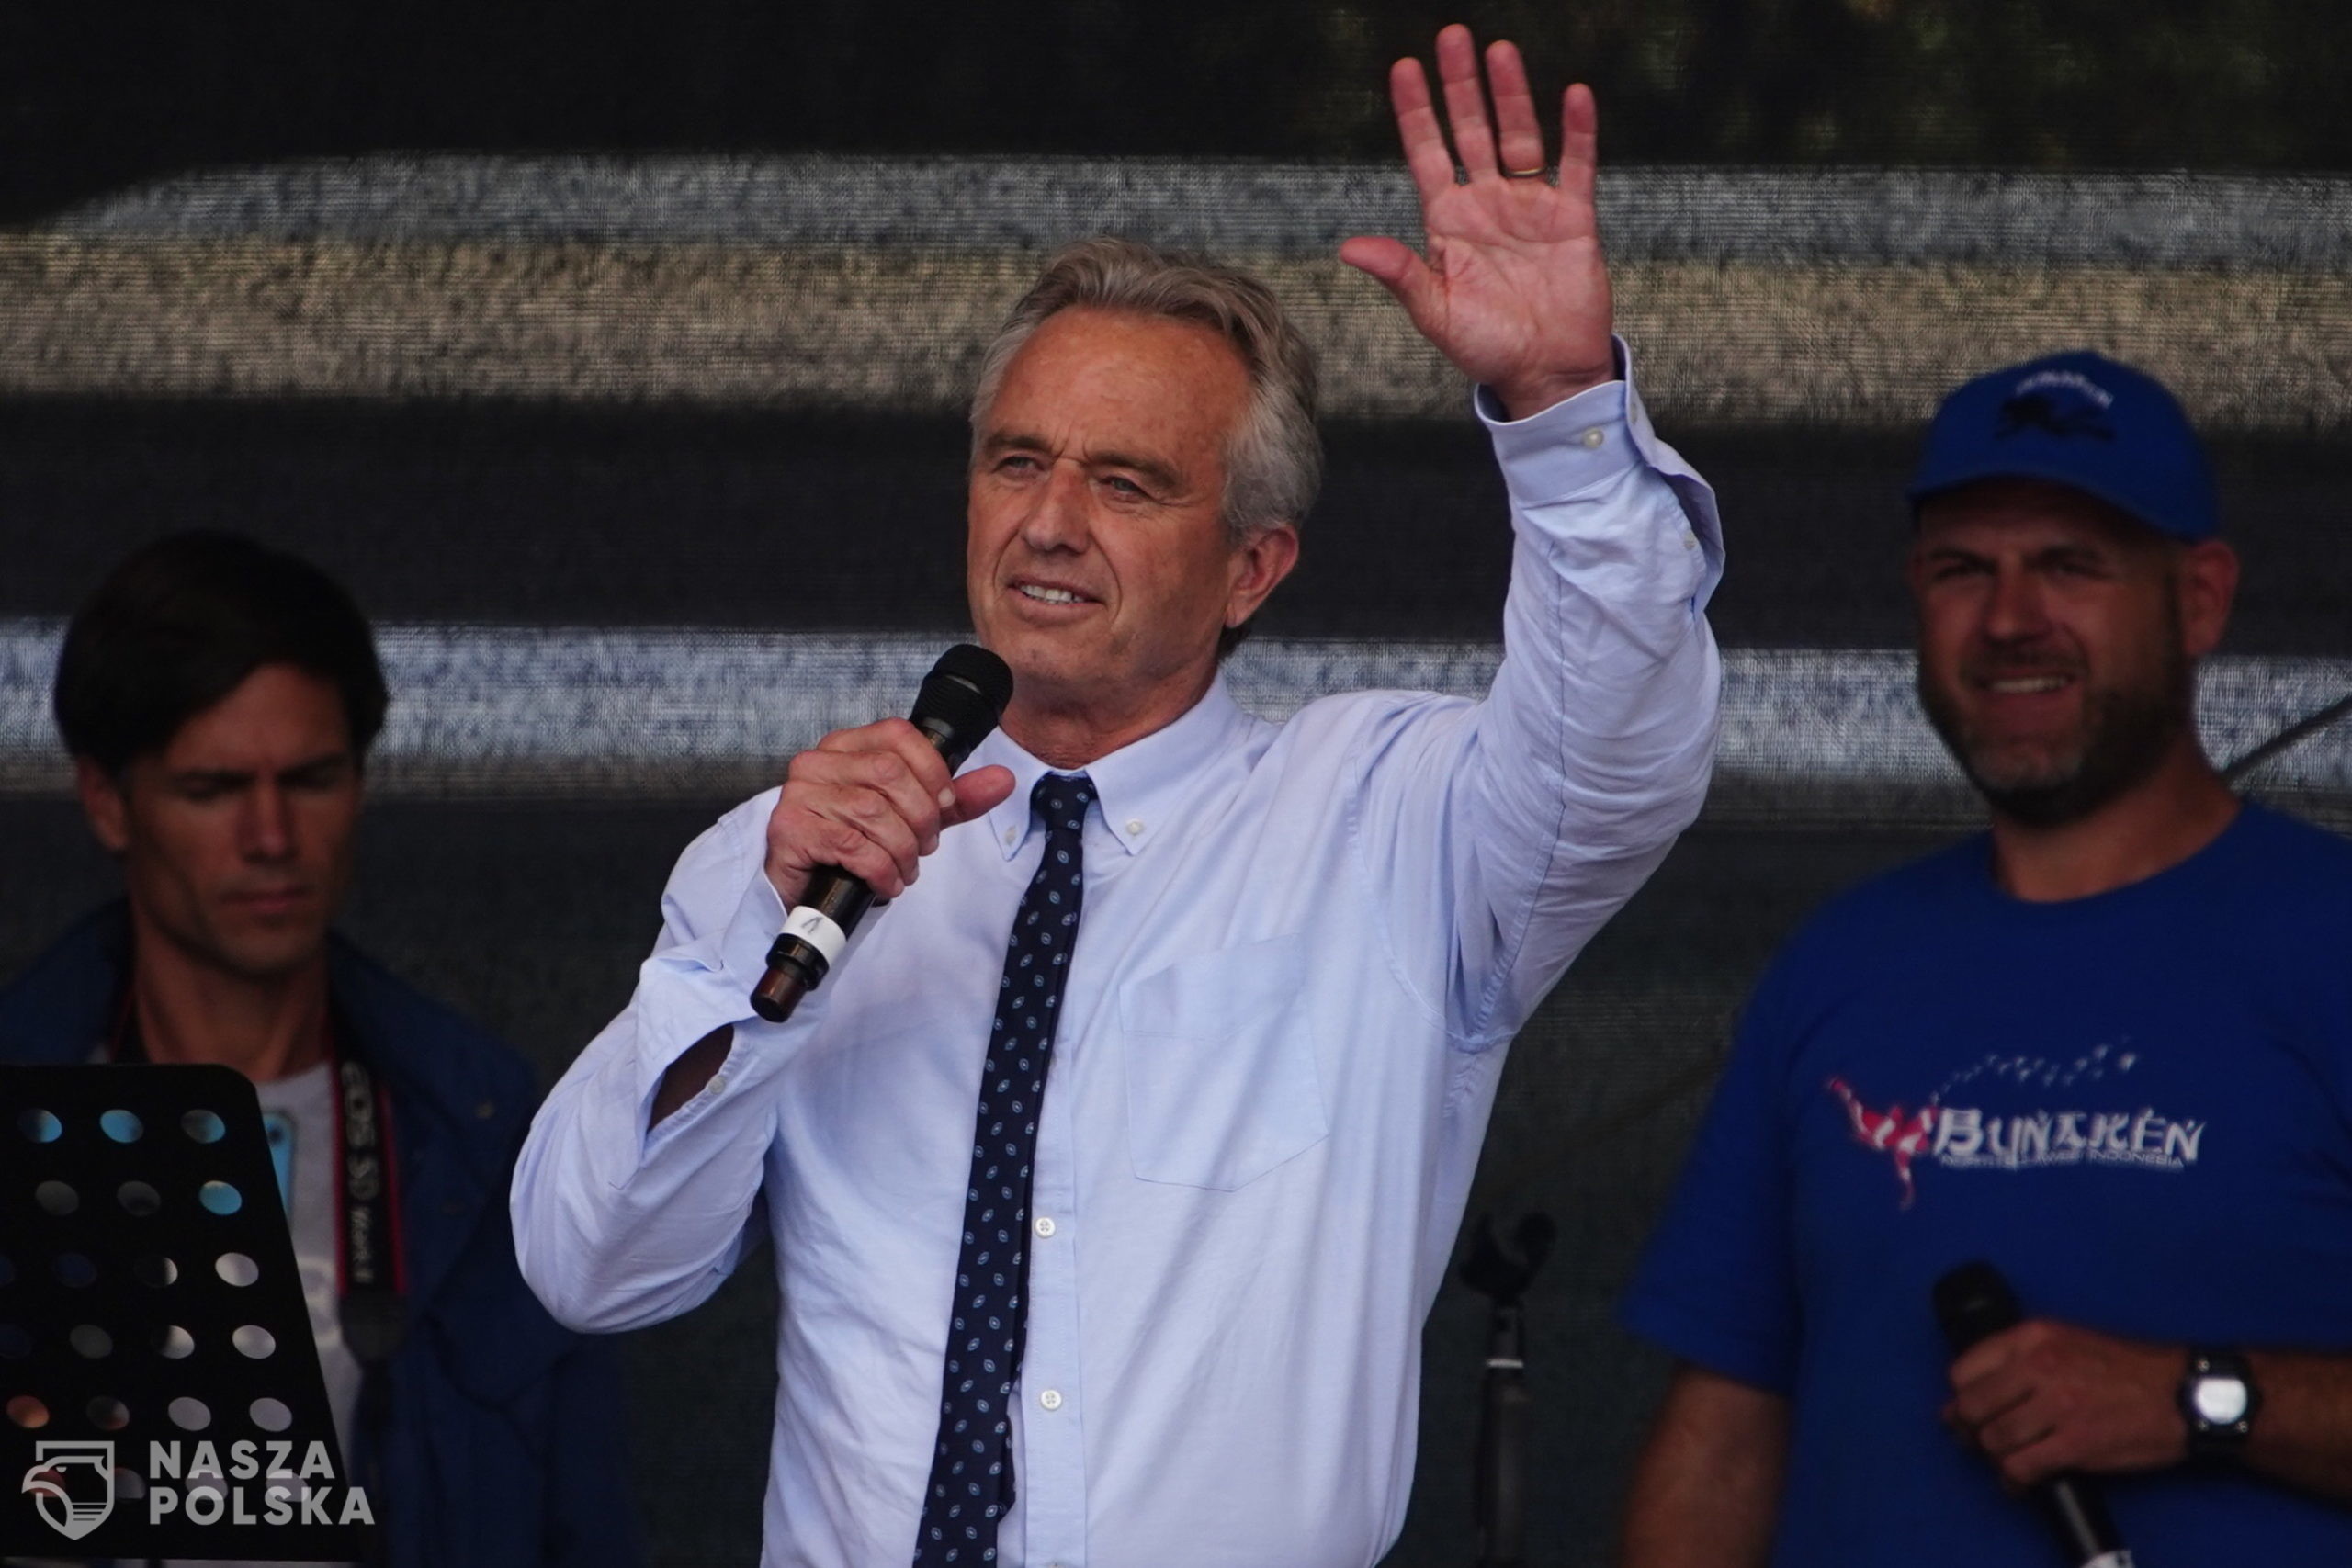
{"left": 2179, "top": 1347, "right": 2260, "bottom": 1461}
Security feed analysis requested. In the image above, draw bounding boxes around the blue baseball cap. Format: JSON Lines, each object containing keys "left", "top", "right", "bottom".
{"left": 1907, "top": 350, "right": 2219, "bottom": 541}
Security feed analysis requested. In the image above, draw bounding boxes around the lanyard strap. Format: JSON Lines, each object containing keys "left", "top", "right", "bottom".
{"left": 330, "top": 1052, "right": 406, "bottom": 1365}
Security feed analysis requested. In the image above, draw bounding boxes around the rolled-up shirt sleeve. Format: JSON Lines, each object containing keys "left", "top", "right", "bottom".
{"left": 511, "top": 789, "right": 801, "bottom": 1332}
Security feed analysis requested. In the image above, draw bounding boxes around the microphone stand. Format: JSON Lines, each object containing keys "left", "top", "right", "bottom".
{"left": 1460, "top": 1211, "right": 1555, "bottom": 1568}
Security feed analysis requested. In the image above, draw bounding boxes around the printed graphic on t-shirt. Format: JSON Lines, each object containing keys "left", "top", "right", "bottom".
{"left": 1827, "top": 1041, "right": 2206, "bottom": 1208}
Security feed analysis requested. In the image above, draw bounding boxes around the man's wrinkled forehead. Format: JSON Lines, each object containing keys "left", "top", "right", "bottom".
{"left": 973, "top": 309, "right": 1247, "bottom": 465}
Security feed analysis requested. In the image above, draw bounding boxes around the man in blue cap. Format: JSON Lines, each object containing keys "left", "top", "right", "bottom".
{"left": 1614, "top": 352, "right": 2352, "bottom": 1564}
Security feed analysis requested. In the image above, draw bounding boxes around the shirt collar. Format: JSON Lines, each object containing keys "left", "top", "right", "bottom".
{"left": 973, "top": 673, "right": 1253, "bottom": 860}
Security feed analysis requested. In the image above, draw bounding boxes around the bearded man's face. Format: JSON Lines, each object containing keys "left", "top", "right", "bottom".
{"left": 1910, "top": 479, "right": 2205, "bottom": 828}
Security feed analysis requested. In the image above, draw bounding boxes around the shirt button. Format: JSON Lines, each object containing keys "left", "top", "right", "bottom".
{"left": 1578, "top": 427, "right": 1605, "bottom": 449}
{"left": 1004, "top": 828, "right": 1018, "bottom": 846}
{"left": 1124, "top": 818, "right": 1144, "bottom": 836}
{"left": 707, "top": 1074, "right": 727, "bottom": 1096}
{"left": 1035, "top": 1216, "right": 1057, "bottom": 1238}
{"left": 1038, "top": 1389, "right": 1063, "bottom": 1412}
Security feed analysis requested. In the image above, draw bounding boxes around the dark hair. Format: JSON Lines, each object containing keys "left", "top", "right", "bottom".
{"left": 54, "top": 531, "right": 390, "bottom": 774}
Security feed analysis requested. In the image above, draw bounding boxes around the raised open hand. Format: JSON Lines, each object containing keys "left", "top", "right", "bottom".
{"left": 1340, "top": 25, "right": 1615, "bottom": 421}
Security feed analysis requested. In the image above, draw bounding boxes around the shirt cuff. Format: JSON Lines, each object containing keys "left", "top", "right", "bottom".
{"left": 1474, "top": 348, "right": 1640, "bottom": 510}
{"left": 720, "top": 863, "right": 790, "bottom": 991}
{"left": 628, "top": 866, "right": 790, "bottom": 1122}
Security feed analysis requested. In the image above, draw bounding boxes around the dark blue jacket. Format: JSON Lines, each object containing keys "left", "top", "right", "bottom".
{"left": 0, "top": 907, "right": 644, "bottom": 1567}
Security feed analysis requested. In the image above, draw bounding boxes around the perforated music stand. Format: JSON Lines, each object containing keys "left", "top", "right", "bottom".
{"left": 2, "top": 1063, "right": 375, "bottom": 1561}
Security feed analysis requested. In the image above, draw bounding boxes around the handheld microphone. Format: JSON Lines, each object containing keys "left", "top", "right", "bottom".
{"left": 749, "top": 644, "right": 1014, "bottom": 1023}
{"left": 1933, "top": 1261, "right": 2136, "bottom": 1568}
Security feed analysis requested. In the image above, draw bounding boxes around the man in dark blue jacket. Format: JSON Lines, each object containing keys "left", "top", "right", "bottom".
{"left": 1, "top": 531, "right": 641, "bottom": 1566}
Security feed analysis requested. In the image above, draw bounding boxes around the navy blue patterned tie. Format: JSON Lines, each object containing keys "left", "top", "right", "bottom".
{"left": 913, "top": 772, "right": 1092, "bottom": 1566}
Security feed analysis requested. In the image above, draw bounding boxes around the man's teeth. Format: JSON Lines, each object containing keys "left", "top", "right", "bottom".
{"left": 1019, "top": 584, "right": 1082, "bottom": 604}
{"left": 1986, "top": 676, "right": 2068, "bottom": 694}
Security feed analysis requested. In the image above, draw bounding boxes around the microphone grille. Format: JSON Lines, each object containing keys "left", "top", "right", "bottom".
{"left": 927, "top": 643, "right": 1014, "bottom": 714}
{"left": 912, "top": 644, "right": 1014, "bottom": 767}
{"left": 1932, "top": 1259, "right": 2023, "bottom": 1354}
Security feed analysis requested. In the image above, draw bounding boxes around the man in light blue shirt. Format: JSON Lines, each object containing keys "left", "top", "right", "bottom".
{"left": 513, "top": 25, "right": 1724, "bottom": 1568}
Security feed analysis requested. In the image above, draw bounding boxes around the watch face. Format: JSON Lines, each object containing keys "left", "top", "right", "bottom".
{"left": 2193, "top": 1376, "right": 2251, "bottom": 1426}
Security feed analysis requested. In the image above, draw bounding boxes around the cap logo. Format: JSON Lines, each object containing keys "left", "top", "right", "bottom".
{"left": 2013, "top": 368, "right": 2115, "bottom": 408}
{"left": 1996, "top": 369, "right": 2116, "bottom": 442}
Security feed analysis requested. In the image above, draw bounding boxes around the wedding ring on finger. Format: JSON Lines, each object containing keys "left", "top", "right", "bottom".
{"left": 1505, "top": 165, "right": 1550, "bottom": 179}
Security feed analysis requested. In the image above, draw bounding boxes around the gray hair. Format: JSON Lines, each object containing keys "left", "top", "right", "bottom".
{"left": 968, "top": 237, "right": 1323, "bottom": 543}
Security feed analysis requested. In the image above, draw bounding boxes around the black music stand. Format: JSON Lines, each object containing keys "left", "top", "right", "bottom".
{"left": 3, "top": 1063, "right": 375, "bottom": 1561}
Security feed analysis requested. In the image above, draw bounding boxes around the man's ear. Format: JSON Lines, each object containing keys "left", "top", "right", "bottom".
{"left": 74, "top": 757, "right": 131, "bottom": 854}
{"left": 2176, "top": 539, "right": 2239, "bottom": 660}
{"left": 1224, "top": 523, "right": 1302, "bottom": 629}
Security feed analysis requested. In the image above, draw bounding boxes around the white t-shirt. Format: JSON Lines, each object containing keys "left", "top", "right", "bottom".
{"left": 254, "top": 1060, "right": 363, "bottom": 1461}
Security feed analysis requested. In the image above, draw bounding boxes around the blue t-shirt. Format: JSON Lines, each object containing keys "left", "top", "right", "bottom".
{"left": 1622, "top": 803, "right": 2352, "bottom": 1566}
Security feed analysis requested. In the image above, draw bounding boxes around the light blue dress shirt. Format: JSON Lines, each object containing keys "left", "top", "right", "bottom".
{"left": 513, "top": 364, "right": 1724, "bottom": 1568}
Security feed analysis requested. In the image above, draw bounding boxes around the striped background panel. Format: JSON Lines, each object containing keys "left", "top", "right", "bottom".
{"left": 8, "top": 159, "right": 2352, "bottom": 430}
{"left": 1, "top": 624, "right": 2346, "bottom": 821}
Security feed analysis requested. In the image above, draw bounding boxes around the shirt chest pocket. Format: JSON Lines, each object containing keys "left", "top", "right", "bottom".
{"left": 1117, "top": 931, "right": 1330, "bottom": 1191}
